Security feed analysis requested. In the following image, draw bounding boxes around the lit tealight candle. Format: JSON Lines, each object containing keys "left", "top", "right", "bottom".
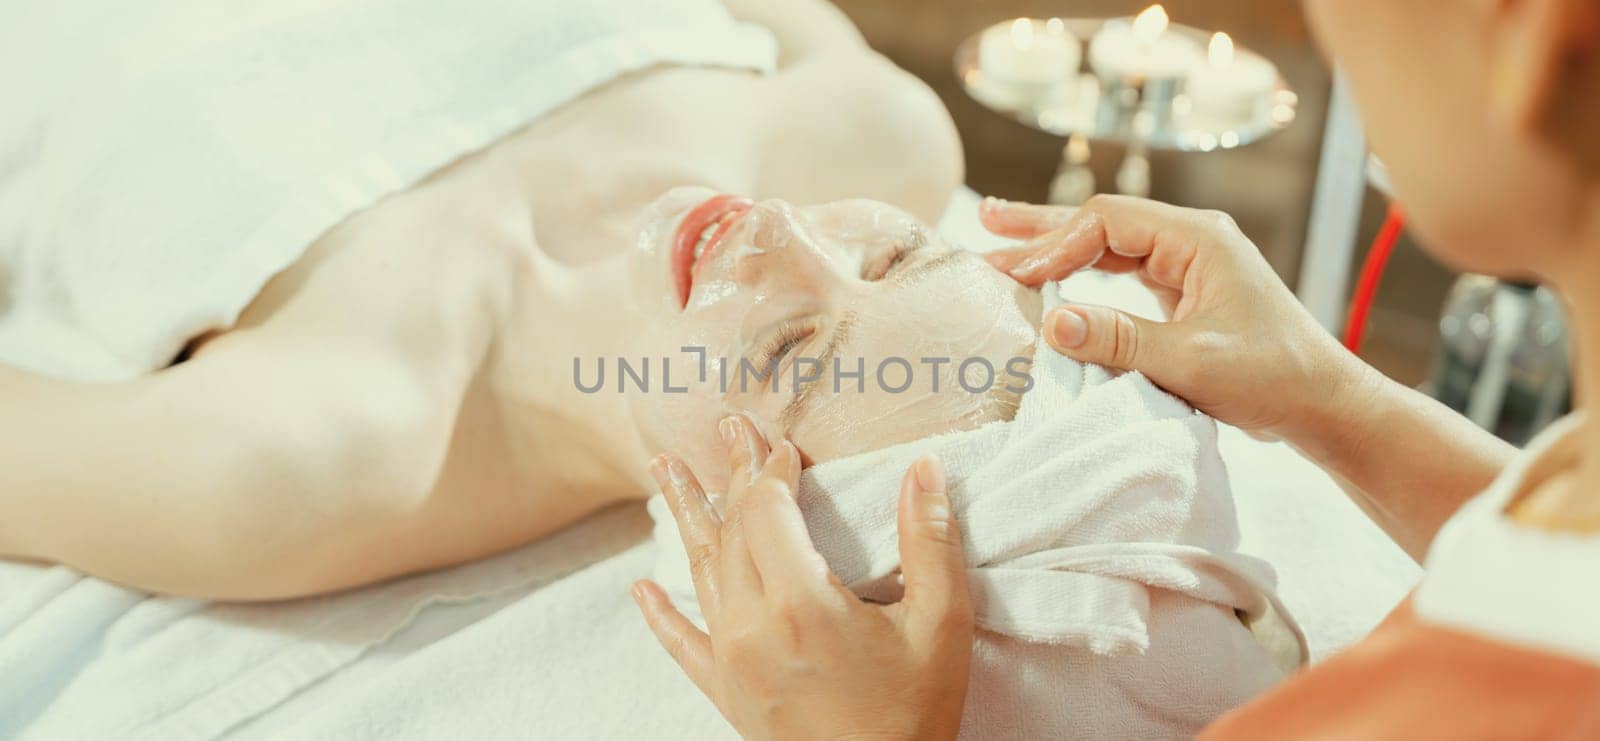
{"left": 1088, "top": 5, "right": 1201, "bottom": 83}
{"left": 1185, "top": 32, "right": 1278, "bottom": 122}
{"left": 978, "top": 17, "right": 1081, "bottom": 90}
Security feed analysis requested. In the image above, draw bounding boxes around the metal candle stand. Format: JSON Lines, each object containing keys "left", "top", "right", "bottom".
{"left": 955, "top": 17, "right": 1298, "bottom": 203}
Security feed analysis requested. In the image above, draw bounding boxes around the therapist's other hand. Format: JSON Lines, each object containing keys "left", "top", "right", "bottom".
{"left": 632, "top": 415, "right": 973, "bottom": 741}
{"left": 979, "top": 195, "right": 1373, "bottom": 439}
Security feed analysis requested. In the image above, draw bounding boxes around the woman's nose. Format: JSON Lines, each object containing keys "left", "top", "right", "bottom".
{"left": 728, "top": 199, "right": 831, "bottom": 288}
{"left": 726, "top": 201, "right": 851, "bottom": 300}
{"left": 743, "top": 199, "right": 808, "bottom": 254}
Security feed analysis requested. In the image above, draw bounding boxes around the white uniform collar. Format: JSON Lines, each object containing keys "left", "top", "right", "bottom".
{"left": 1414, "top": 414, "right": 1600, "bottom": 665}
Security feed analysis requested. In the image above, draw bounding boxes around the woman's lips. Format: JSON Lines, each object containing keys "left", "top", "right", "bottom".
{"left": 672, "top": 194, "right": 753, "bottom": 308}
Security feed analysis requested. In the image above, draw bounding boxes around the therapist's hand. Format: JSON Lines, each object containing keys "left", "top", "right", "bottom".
{"left": 632, "top": 415, "right": 973, "bottom": 741}
{"left": 979, "top": 195, "right": 1375, "bottom": 441}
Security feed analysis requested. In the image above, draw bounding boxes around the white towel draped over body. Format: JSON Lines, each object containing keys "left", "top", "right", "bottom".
{"left": 0, "top": 0, "right": 775, "bottom": 381}
{"left": 651, "top": 282, "right": 1308, "bottom": 740}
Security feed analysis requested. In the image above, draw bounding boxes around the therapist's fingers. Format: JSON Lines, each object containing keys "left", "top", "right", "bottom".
{"left": 740, "top": 441, "right": 847, "bottom": 598}
{"left": 1014, "top": 194, "right": 1191, "bottom": 258}
{"left": 1043, "top": 302, "right": 1181, "bottom": 376}
{"left": 721, "top": 414, "right": 769, "bottom": 510}
{"left": 984, "top": 242, "right": 1136, "bottom": 274}
{"left": 892, "top": 456, "right": 973, "bottom": 639}
{"left": 631, "top": 580, "right": 719, "bottom": 703}
{"left": 1006, "top": 208, "right": 1111, "bottom": 284}
{"left": 1002, "top": 195, "right": 1219, "bottom": 288}
{"left": 1008, "top": 238, "right": 1146, "bottom": 287}
{"left": 651, "top": 455, "right": 724, "bottom": 618}
{"left": 986, "top": 244, "right": 1142, "bottom": 285}
{"left": 982, "top": 245, "right": 1036, "bottom": 273}
{"left": 978, "top": 197, "right": 1075, "bottom": 238}
{"left": 718, "top": 417, "right": 767, "bottom": 599}
{"left": 987, "top": 196, "right": 1212, "bottom": 285}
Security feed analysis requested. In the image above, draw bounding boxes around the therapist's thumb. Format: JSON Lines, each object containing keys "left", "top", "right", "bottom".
{"left": 896, "top": 456, "right": 971, "bottom": 632}
{"left": 1044, "top": 304, "right": 1175, "bottom": 377}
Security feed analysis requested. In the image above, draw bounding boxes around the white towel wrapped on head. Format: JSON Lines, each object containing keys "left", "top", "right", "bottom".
{"left": 650, "top": 281, "right": 1307, "bottom": 739}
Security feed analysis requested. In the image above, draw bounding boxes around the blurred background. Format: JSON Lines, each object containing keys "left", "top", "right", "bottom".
{"left": 831, "top": 0, "right": 1455, "bottom": 388}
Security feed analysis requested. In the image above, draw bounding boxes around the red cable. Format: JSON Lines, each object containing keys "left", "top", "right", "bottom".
{"left": 1343, "top": 202, "right": 1406, "bottom": 354}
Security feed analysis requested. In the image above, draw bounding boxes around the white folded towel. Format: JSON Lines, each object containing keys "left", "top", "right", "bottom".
{"left": 651, "top": 281, "right": 1307, "bottom": 739}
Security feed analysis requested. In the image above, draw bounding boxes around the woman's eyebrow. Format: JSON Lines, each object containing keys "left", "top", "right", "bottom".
{"left": 779, "top": 310, "right": 856, "bottom": 429}
{"left": 891, "top": 248, "right": 966, "bottom": 285}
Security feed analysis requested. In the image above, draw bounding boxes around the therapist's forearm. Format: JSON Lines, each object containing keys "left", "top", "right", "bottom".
{"left": 1283, "top": 358, "right": 1517, "bottom": 562}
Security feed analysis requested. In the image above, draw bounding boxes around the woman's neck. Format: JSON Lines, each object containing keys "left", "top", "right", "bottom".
{"left": 487, "top": 252, "right": 656, "bottom": 505}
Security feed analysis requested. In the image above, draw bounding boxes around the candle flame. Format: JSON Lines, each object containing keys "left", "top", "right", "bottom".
{"left": 1208, "top": 32, "right": 1235, "bottom": 68}
{"left": 1133, "top": 5, "right": 1169, "bottom": 44}
{"left": 1009, "top": 18, "right": 1034, "bottom": 50}
{"left": 1067, "top": 133, "right": 1091, "bottom": 163}
{"left": 1045, "top": 17, "right": 1066, "bottom": 36}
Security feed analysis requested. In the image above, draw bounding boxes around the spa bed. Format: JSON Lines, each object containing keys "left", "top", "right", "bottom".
{"left": 0, "top": 189, "right": 1419, "bottom": 739}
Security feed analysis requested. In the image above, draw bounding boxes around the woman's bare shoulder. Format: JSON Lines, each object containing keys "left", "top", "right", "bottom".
{"left": 721, "top": 0, "right": 866, "bottom": 64}
{"left": 217, "top": 158, "right": 533, "bottom": 350}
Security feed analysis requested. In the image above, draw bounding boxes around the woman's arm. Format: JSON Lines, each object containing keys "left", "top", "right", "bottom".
{"left": 0, "top": 182, "right": 524, "bottom": 599}
{"left": 0, "top": 343, "right": 454, "bottom": 598}
{"left": 980, "top": 195, "right": 1516, "bottom": 561}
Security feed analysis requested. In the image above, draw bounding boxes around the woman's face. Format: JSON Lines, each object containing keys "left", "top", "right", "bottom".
{"left": 620, "top": 187, "right": 1038, "bottom": 490}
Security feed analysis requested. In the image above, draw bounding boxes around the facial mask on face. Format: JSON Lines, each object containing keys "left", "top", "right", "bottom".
{"left": 621, "top": 188, "right": 1039, "bottom": 473}
{"left": 797, "top": 261, "right": 1034, "bottom": 446}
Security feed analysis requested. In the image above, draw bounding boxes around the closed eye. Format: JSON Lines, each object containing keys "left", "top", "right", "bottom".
{"left": 870, "top": 224, "right": 934, "bottom": 281}
{"left": 864, "top": 227, "right": 929, "bottom": 281}
{"left": 754, "top": 321, "right": 816, "bottom": 377}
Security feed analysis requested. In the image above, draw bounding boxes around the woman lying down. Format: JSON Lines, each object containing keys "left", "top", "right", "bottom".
{"left": 0, "top": 0, "right": 1298, "bottom": 736}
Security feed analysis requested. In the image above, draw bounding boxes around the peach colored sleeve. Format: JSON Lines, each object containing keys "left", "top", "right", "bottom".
{"left": 1201, "top": 599, "right": 1600, "bottom": 740}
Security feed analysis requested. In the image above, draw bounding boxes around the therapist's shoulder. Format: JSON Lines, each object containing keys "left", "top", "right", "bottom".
{"left": 1202, "top": 598, "right": 1600, "bottom": 739}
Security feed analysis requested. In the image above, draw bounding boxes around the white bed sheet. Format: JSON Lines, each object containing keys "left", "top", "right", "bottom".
{"left": 0, "top": 188, "right": 1420, "bottom": 740}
